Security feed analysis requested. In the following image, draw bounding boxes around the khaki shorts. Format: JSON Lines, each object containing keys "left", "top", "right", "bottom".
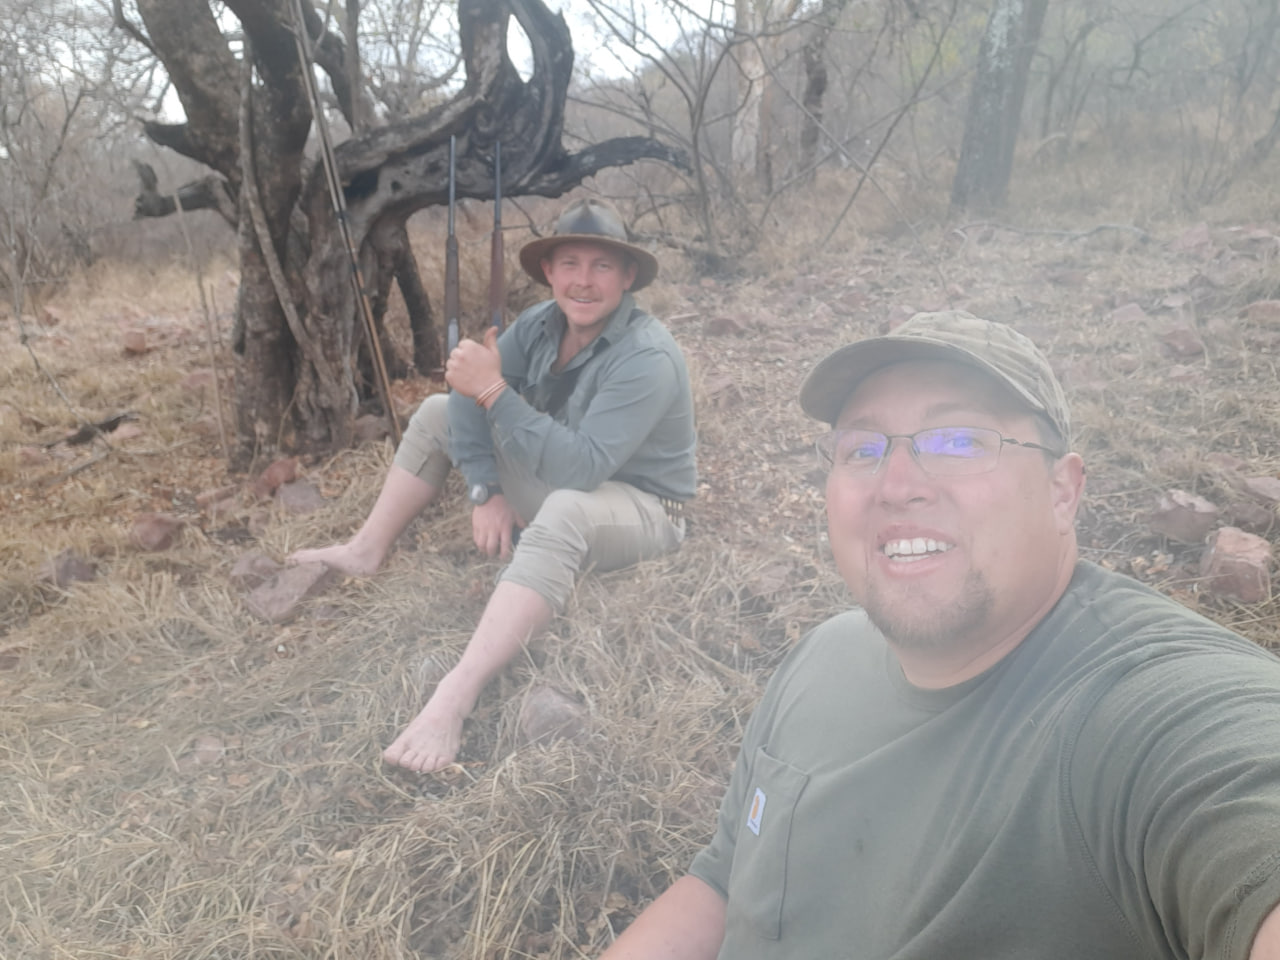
{"left": 394, "top": 394, "right": 685, "bottom": 612}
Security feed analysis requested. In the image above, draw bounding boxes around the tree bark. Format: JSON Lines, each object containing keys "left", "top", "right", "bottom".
{"left": 798, "top": 0, "right": 849, "bottom": 176}
{"left": 949, "top": 0, "right": 1049, "bottom": 213}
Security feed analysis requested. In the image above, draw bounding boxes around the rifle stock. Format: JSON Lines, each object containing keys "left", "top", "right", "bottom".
{"left": 488, "top": 142, "right": 504, "bottom": 332}
{"left": 445, "top": 135, "right": 460, "bottom": 356}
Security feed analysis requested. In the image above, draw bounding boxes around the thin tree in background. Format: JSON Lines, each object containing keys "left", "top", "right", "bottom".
{"left": 950, "top": 0, "right": 1049, "bottom": 212}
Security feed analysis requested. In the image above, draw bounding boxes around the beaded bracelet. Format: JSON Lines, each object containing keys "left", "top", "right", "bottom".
{"left": 474, "top": 380, "right": 507, "bottom": 408}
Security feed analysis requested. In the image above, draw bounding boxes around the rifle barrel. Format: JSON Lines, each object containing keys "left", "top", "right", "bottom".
{"left": 445, "top": 135, "right": 460, "bottom": 355}
{"left": 489, "top": 142, "right": 504, "bottom": 332}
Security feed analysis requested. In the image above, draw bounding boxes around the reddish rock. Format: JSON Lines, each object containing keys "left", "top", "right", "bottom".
{"left": 1110, "top": 302, "right": 1149, "bottom": 325}
{"left": 1171, "top": 222, "right": 1211, "bottom": 252}
{"left": 17, "top": 445, "right": 50, "bottom": 467}
{"left": 252, "top": 457, "right": 298, "bottom": 498}
{"left": 1245, "top": 300, "right": 1280, "bottom": 326}
{"left": 1243, "top": 476, "right": 1280, "bottom": 504}
{"left": 1159, "top": 325, "right": 1205, "bottom": 358}
{"left": 113, "top": 422, "right": 144, "bottom": 441}
{"left": 131, "top": 513, "right": 184, "bottom": 551}
{"left": 191, "top": 734, "right": 226, "bottom": 766}
{"left": 122, "top": 330, "right": 149, "bottom": 355}
{"left": 229, "top": 550, "right": 282, "bottom": 590}
{"left": 37, "top": 549, "right": 97, "bottom": 588}
{"left": 1199, "top": 527, "right": 1273, "bottom": 603}
{"left": 1149, "top": 490, "right": 1220, "bottom": 543}
{"left": 40, "top": 306, "right": 65, "bottom": 326}
{"left": 354, "top": 414, "right": 391, "bottom": 444}
{"left": 1112, "top": 353, "right": 1141, "bottom": 374}
{"left": 518, "top": 684, "right": 588, "bottom": 745}
{"left": 703, "top": 315, "right": 744, "bottom": 337}
{"left": 196, "top": 484, "right": 240, "bottom": 509}
{"left": 181, "top": 369, "right": 217, "bottom": 391}
{"left": 275, "top": 480, "right": 326, "bottom": 515}
{"left": 244, "top": 563, "right": 337, "bottom": 623}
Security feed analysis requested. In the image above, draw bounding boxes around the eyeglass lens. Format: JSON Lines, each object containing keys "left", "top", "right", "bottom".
{"left": 825, "top": 427, "right": 1002, "bottom": 475}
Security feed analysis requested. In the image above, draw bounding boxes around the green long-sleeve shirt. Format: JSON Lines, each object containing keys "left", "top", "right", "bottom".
{"left": 449, "top": 293, "right": 697, "bottom": 501}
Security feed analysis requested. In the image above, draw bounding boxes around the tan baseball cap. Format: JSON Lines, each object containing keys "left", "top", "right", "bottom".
{"left": 519, "top": 198, "right": 659, "bottom": 291}
{"left": 799, "top": 310, "right": 1070, "bottom": 445}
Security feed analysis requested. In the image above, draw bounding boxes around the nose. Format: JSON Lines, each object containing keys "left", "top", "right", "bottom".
{"left": 874, "top": 436, "right": 933, "bottom": 504}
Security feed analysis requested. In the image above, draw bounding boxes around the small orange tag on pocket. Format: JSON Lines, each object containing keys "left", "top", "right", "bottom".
{"left": 747, "top": 787, "right": 766, "bottom": 836}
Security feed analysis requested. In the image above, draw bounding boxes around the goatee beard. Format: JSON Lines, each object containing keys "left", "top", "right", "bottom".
{"left": 860, "top": 569, "right": 994, "bottom": 652}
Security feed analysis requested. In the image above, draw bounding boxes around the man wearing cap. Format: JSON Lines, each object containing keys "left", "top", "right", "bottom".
{"left": 598, "top": 311, "right": 1280, "bottom": 959}
{"left": 292, "top": 198, "right": 696, "bottom": 774}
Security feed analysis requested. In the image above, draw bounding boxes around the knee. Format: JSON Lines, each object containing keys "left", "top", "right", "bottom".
{"left": 405, "top": 393, "right": 450, "bottom": 443}
{"left": 518, "top": 489, "right": 592, "bottom": 556}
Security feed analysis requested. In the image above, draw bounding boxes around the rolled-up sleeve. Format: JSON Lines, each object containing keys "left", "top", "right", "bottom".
{"left": 449, "top": 320, "right": 535, "bottom": 488}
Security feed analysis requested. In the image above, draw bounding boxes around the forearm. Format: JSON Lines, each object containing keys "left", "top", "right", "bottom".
{"left": 1251, "top": 904, "right": 1280, "bottom": 960}
{"left": 448, "top": 389, "right": 500, "bottom": 486}
{"left": 599, "top": 875, "right": 726, "bottom": 960}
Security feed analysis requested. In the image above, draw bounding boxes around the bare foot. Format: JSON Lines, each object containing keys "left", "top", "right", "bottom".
{"left": 383, "top": 687, "right": 472, "bottom": 773}
{"left": 288, "top": 540, "right": 383, "bottom": 576}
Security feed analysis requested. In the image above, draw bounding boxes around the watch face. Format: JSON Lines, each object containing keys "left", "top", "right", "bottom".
{"left": 468, "top": 483, "right": 489, "bottom": 505}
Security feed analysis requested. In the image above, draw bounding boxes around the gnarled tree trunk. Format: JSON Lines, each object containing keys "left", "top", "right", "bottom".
{"left": 125, "top": 0, "right": 685, "bottom": 467}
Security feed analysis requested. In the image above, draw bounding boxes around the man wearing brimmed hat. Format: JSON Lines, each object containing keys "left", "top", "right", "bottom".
{"left": 599, "top": 311, "right": 1280, "bottom": 959}
{"left": 292, "top": 198, "right": 695, "bottom": 774}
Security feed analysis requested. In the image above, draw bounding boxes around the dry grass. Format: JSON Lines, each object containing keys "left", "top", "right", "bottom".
{"left": 4, "top": 162, "right": 1280, "bottom": 959}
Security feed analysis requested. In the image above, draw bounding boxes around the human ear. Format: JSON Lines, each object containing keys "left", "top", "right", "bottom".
{"left": 1049, "top": 452, "right": 1086, "bottom": 533}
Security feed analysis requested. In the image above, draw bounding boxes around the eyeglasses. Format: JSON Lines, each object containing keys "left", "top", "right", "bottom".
{"left": 816, "top": 426, "right": 1062, "bottom": 477}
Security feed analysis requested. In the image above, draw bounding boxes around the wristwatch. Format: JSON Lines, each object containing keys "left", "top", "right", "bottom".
{"left": 468, "top": 482, "right": 502, "bottom": 505}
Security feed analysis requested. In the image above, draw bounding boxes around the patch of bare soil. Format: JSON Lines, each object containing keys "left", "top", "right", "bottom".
{"left": 2, "top": 213, "right": 1279, "bottom": 958}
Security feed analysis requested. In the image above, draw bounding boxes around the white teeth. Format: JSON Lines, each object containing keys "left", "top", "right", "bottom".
{"left": 883, "top": 538, "right": 952, "bottom": 558}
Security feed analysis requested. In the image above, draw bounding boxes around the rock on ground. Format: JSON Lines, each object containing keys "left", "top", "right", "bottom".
{"left": 1148, "top": 489, "right": 1219, "bottom": 544}
{"left": 518, "top": 684, "right": 588, "bottom": 745}
{"left": 131, "top": 513, "right": 184, "bottom": 551}
{"left": 37, "top": 549, "right": 97, "bottom": 588}
{"left": 1199, "top": 526, "right": 1274, "bottom": 603}
{"left": 244, "top": 563, "right": 337, "bottom": 623}
{"left": 229, "top": 550, "right": 282, "bottom": 590}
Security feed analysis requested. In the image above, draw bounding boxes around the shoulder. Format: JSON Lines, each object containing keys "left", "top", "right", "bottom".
{"left": 1061, "top": 561, "right": 1272, "bottom": 665}
{"left": 608, "top": 309, "right": 690, "bottom": 378}
{"left": 1057, "top": 562, "right": 1280, "bottom": 749}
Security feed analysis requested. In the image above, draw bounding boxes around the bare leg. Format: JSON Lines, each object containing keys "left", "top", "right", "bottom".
{"left": 289, "top": 465, "right": 438, "bottom": 575}
{"left": 383, "top": 581, "right": 553, "bottom": 773}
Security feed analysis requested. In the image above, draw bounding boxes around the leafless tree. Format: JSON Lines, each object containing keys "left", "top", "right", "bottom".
{"left": 1, "top": 0, "right": 158, "bottom": 308}
{"left": 117, "top": 0, "right": 685, "bottom": 466}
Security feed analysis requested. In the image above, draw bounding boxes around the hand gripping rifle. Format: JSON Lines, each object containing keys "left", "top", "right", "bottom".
{"left": 487, "top": 142, "right": 505, "bottom": 333}
{"left": 445, "top": 135, "right": 460, "bottom": 357}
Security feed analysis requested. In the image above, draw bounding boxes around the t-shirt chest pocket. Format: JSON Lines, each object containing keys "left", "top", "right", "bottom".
{"left": 725, "top": 746, "right": 810, "bottom": 941}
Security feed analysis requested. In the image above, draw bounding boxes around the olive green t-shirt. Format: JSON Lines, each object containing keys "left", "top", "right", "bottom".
{"left": 690, "top": 561, "right": 1280, "bottom": 959}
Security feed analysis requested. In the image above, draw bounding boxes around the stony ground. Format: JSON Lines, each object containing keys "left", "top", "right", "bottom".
{"left": 3, "top": 202, "right": 1280, "bottom": 959}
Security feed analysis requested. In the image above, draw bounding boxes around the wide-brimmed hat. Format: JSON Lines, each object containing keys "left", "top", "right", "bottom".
{"left": 799, "top": 310, "right": 1071, "bottom": 445}
{"left": 519, "top": 198, "right": 659, "bottom": 291}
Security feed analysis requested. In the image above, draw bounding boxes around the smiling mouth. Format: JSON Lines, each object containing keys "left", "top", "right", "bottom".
{"left": 882, "top": 537, "right": 954, "bottom": 561}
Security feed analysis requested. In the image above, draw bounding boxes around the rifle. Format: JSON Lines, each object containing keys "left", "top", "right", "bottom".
{"left": 488, "top": 142, "right": 504, "bottom": 332}
{"left": 445, "top": 135, "right": 460, "bottom": 356}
